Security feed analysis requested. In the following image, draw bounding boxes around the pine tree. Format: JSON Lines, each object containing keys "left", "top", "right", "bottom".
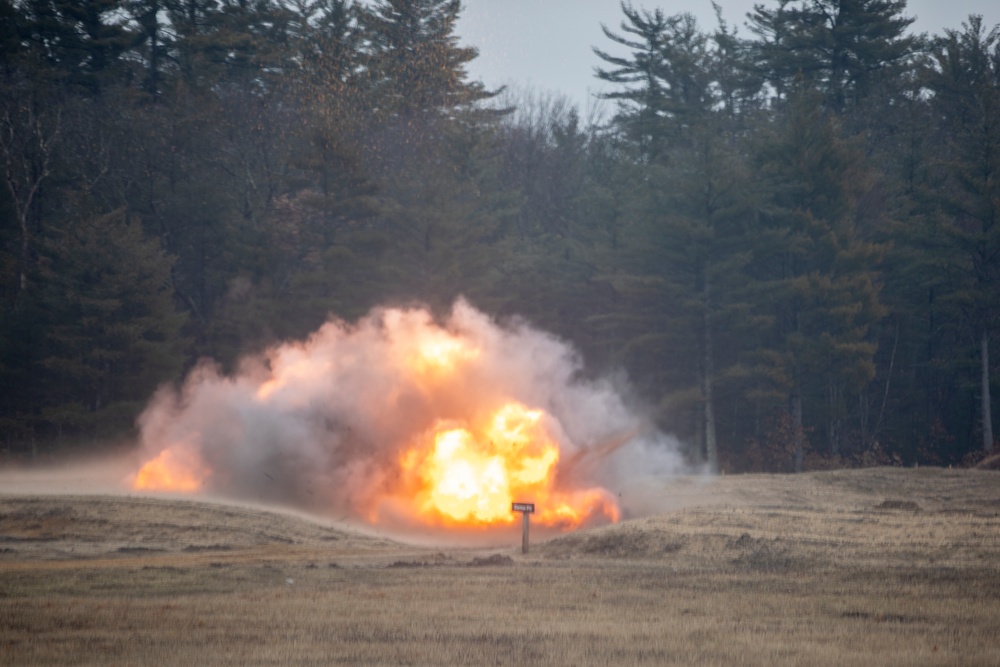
{"left": 341, "top": 0, "right": 510, "bottom": 307}
{"left": 747, "top": 0, "right": 918, "bottom": 112}
{"left": 921, "top": 16, "right": 1000, "bottom": 455}
{"left": 592, "top": 7, "right": 755, "bottom": 467}
{"left": 51, "top": 0, "right": 135, "bottom": 93}
{"left": 746, "top": 90, "right": 884, "bottom": 468}
{"left": 594, "top": 3, "right": 671, "bottom": 160}
{"left": 359, "top": 0, "right": 496, "bottom": 128}
{"left": 38, "top": 209, "right": 188, "bottom": 441}
{"left": 125, "top": 0, "right": 175, "bottom": 96}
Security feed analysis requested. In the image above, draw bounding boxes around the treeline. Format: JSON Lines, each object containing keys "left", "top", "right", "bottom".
{"left": 0, "top": 0, "right": 997, "bottom": 471}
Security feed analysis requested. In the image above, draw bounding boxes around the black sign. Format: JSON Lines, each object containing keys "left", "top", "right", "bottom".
{"left": 512, "top": 502, "right": 535, "bottom": 513}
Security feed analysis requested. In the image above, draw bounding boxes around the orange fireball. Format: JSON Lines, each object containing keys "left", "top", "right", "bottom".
{"left": 132, "top": 443, "right": 209, "bottom": 492}
{"left": 392, "top": 402, "right": 619, "bottom": 530}
{"left": 130, "top": 303, "right": 627, "bottom": 534}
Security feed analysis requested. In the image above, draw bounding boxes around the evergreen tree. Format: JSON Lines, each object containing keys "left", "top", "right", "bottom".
{"left": 746, "top": 90, "right": 884, "bottom": 468}
{"left": 921, "top": 16, "right": 1000, "bottom": 455}
{"left": 594, "top": 3, "right": 672, "bottom": 159}
{"left": 747, "top": 0, "right": 918, "bottom": 112}
{"left": 593, "top": 7, "right": 754, "bottom": 467}
{"left": 49, "top": 0, "right": 135, "bottom": 93}
{"left": 38, "top": 209, "right": 188, "bottom": 442}
{"left": 125, "top": 0, "right": 175, "bottom": 96}
{"left": 349, "top": 0, "right": 509, "bottom": 306}
{"left": 359, "top": 0, "right": 495, "bottom": 128}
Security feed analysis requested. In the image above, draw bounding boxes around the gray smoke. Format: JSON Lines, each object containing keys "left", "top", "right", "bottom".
{"left": 133, "top": 299, "right": 690, "bottom": 534}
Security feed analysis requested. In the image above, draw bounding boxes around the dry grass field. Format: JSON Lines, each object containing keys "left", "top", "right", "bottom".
{"left": 2, "top": 466, "right": 999, "bottom": 666}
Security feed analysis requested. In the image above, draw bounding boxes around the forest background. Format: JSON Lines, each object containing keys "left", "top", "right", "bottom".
{"left": 1, "top": 0, "right": 998, "bottom": 472}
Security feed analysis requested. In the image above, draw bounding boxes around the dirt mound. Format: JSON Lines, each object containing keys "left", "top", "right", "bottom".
{"left": 537, "top": 467, "right": 1000, "bottom": 571}
{"left": 543, "top": 523, "right": 688, "bottom": 560}
{"left": 875, "top": 499, "right": 922, "bottom": 511}
{"left": 727, "top": 533, "right": 794, "bottom": 572}
{"left": 5, "top": 467, "right": 999, "bottom": 570}
{"left": 467, "top": 554, "right": 514, "bottom": 566}
{"left": 975, "top": 454, "right": 1000, "bottom": 470}
{"left": 0, "top": 495, "right": 393, "bottom": 561}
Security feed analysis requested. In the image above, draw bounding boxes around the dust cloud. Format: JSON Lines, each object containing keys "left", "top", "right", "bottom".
{"left": 7, "top": 300, "right": 698, "bottom": 538}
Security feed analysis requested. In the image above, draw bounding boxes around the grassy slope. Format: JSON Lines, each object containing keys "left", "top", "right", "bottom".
{"left": 1, "top": 467, "right": 999, "bottom": 666}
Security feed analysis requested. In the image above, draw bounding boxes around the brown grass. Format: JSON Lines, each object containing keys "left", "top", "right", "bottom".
{"left": 2, "top": 467, "right": 999, "bottom": 666}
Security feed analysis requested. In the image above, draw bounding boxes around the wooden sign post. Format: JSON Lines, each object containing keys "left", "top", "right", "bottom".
{"left": 512, "top": 502, "right": 535, "bottom": 554}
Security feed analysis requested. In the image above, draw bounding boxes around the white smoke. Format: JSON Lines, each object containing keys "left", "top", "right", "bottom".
{"left": 133, "top": 299, "right": 690, "bottom": 531}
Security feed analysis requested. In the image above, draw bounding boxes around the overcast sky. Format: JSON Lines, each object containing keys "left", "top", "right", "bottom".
{"left": 456, "top": 0, "right": 1000, "bottom": 111}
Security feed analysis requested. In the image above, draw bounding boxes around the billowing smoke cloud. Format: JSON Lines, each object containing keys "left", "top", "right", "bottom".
{"left": 132, "top": 299, "right": 689, "bottom": 536}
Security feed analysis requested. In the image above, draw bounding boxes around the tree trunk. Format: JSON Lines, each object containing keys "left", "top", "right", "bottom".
{"left": 982, "top": 329, "right": 994, "bottom": 454}
{"left": 1, "top": 105, "right": 59, "bottom": 295}
{"left": 19, "top": 210, "right": 29, "bottom": 291}
{"left": 701, "top": 280, "right": 717, "bottom": 471}
{"left": 827, "top": 381, "right": 841, "bottom": 457}
{"left": 791, "top": 389, "right": 804, "bottom": 472}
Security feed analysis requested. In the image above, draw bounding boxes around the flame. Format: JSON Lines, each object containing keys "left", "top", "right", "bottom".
{"left": 389, "top": 311, "right": 481, "bottom": 383}
{"left": 132, "top": 444, "right": 209, "bottom": 492}
{"left": 390, "top": 402, "right": 619, "bottom": 529}
{"left": 130, "top": 302, "right": 628, "bottom": 535}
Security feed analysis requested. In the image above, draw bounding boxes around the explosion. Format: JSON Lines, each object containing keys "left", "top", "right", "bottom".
{"left": 396, "top": 403, "right": 617, "bottom": 528}
{"left": 131, "top": 300, "right": 680, "bottom": 537}
{"left": 133, "top": 443, "right": 207, "bottom": 492}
